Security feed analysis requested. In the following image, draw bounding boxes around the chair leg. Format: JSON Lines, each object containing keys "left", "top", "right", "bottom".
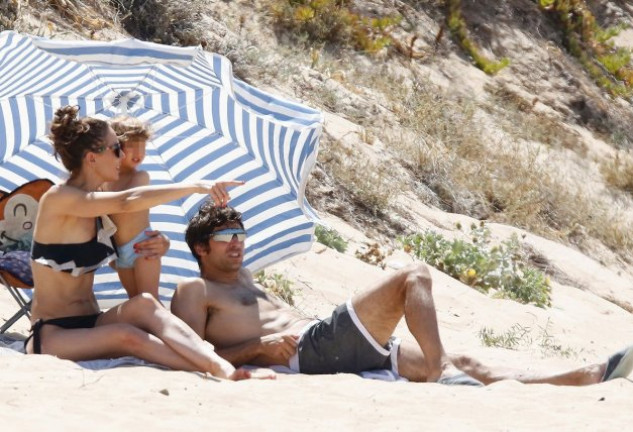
{"left": 0, "top": 287, "right": 31, "bottom": 334}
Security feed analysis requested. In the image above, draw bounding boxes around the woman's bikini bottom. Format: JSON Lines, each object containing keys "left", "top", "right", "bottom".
{"left": 24, "top": 312, "right": 103, "bottom": 354}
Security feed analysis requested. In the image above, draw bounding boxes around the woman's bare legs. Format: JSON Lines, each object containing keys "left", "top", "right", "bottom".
{"left": 98, "top": 293, "right": 243, "bottom": 378}
{"left": 26, "top": 294, "right": 263, "bottom": 380}
{"left": 31, "top": 323, "right": 202, "bottom": 371}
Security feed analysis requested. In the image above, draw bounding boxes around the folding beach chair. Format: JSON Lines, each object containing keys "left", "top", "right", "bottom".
{"left": 0, "top": 179, "right": 54, "bottom": 333}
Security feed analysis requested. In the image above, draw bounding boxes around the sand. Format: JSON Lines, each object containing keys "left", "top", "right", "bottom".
{"left": 1, "top": 217, "right": 632, "bottom": 431}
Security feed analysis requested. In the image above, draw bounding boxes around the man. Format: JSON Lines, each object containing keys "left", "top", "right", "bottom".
{"left": 171, "top": 203, "right": 633, "bottom": 385}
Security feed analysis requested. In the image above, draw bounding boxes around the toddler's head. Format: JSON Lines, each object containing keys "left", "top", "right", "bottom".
{"left": 110, "top": 115, "right": 152, "bottom": 170}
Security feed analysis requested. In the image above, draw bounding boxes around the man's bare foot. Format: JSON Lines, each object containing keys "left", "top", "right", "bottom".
{"left": 602, "top": 345, "right": 633, "bottom": 382}
{"left": 437, "top": 372, "right": 484, "bottom": 386}
{"left": 432, "top": 364, "right": 483, "bottom": 387}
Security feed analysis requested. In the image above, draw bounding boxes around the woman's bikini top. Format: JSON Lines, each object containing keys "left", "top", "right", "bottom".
{"left": 30, "top": 216, "right": 118, "bottom": 277}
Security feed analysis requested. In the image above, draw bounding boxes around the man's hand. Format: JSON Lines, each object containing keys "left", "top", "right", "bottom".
{"left": 215, "top": 333, "right": 299, "bottom": 367}
{"left": 259, "top": 333, "right": 299, "bottom": 362}
{"left": 134, "top": 230, "right": 170, "bottom": 260}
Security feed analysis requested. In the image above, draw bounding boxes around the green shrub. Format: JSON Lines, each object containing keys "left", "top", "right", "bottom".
{"left": 446, "top": 0, "right": 509, "bottom": 75}
{"left": 315, "top": 224, "right": 348, "bottom": 253}
{"left": 479, "top": 324, "right": 530, "bottom": 350}
{"left": 597, "top": 49, "right": 632, "bottom": 75}
{"left": 537, "top": 0, "right": 633, "bottom": 96}
{"left": 399, "top": 223, "right": 552, "bottom": 307}
{"left": 270, "top": 0, "right": 401, "bottom": 54}
{"left": 255, "top": 271, "right": 298, "bottom": 306}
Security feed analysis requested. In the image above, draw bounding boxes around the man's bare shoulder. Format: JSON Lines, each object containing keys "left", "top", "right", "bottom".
{"left": 177, "top": 270, "right": 260, "bottom": 304}
{"left": 132, "top": 169, "right": 150, "bottom": 184}
{"left": 175, "top": 276, "right": 229, "bottom": 311}
{"left": 177, "top": 276, "right": 228, "bottom": 295}
{"left": 124, "top": 169, "right": 149, "bottom": 189}
{"left": 177, "top": 276, "right": 206, "bottom": 290}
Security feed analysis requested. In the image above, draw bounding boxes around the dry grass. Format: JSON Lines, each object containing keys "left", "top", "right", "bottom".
{"left": 0, "top": 0, "right": 18, "bottom": 32}
{"left": 362, "top": 72, "right": 633, "bottom": 260}
{"left": 108, "top": 0, "right": 209, "bottom": 46}
{"left": 601, "top": 151, "right": 633, "bottom": 194}
{"left": 318, "top": 140, "right": 396, "bottom": 216}
{"left": 47, "top": 0, "right": 114, "bottom": 34}
{"left": 485, "top": 84, "right": 586, "bottom": 155}
{"left": 309, "top": 18, "right": 633, "bottom": 262}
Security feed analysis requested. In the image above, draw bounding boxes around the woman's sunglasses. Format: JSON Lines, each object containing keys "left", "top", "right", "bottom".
{"left": 96, "top": 142, "right": 123, "bottom": 158}
{"left": 210, "top": 228, "right": 247, "bottom": 243}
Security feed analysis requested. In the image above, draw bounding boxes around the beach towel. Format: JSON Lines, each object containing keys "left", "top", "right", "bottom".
{"left": 0, "top": 333, "right": 404, "bottom": 380}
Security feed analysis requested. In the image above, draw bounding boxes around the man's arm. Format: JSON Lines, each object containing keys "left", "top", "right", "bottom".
{"left": 171, "top": 278, "right": 210, "bottom": 338}
{"left": 215, "top": 338, "right": 264, "bottom": 367}
{"left": 216, "top": 334, "right": 299, "bottom": 367}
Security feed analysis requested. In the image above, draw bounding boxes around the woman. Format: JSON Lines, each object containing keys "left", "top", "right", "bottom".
{"left": 25, "top": 105, "right": 251, "bottom": 380}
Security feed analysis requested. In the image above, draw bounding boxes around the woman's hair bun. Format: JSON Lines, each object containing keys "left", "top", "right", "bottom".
{"left": 49, "top": 105, "right": 90, "bottom": 147}
{"left": 48, "top": 105, "right": 109, "bottom": 173}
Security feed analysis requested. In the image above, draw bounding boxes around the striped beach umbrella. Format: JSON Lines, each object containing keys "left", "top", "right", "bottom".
{"left": 0, "top": 31, "right": 323, "bottom": 304}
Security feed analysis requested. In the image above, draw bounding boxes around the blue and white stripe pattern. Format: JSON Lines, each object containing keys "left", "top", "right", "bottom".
{"left": 0, "top": 31, "right": 323, "bottom": 304}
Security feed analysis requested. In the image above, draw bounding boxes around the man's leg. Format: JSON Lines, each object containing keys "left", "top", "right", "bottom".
{"left": 351, "top": 263, "right": 469, "bottom": 383}
{"left": 397, "top": 341, "right": 604, "bottom": 385}
{"left": 452, "top": 354, "right": 604, "bottom": 385}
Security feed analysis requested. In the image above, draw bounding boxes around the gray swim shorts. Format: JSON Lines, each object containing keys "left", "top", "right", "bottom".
{"left": 296, "top": 299, "right": 399, "bottom": 374}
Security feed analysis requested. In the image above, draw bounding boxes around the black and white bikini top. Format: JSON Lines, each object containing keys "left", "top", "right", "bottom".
{"left": 30, "top": 216, "right": 118, "bottom": 277}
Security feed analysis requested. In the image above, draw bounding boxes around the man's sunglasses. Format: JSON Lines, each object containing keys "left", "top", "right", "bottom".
{"left": 210, "top": 228, "right": 247, "bottom": 243}
{"left": 96, "top": 142, "right": 123, "bottom": 158}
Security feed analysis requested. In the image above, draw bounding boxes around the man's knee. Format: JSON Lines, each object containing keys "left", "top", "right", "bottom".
{"left": 402, "top": 263, "right": 432, "bottom": 292}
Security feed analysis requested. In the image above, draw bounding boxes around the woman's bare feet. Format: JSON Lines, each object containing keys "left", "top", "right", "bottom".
{"left": 231, "top": 367, "right": 277, "bottom": 381}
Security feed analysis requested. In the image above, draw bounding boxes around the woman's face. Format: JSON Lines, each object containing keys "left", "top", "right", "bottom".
{"left": 92, "top": 127, "right": 125, "bottom": 182}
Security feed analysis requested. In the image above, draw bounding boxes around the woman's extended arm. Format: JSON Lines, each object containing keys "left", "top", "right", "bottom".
{"left": 42, "top": 180, "right": 243, "bottom": 219}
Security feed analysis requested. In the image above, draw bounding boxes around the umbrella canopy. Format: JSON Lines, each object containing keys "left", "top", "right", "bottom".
{"left": 0, "top": 31, "right": 323, "bottom": 303}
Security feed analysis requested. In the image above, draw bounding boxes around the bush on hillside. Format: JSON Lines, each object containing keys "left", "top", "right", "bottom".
{"left": 399, "top": 223, "right": 552, "bottom": 308}
{"left": 255, "top": 271, "right": 298, "bottom": 306}
{"left": 270, "top": 0, "right": 400, "bottom": 54}
{"left": 537, "top": 0, "right": 633, "bottom": 96}
{"left": 446, "top": 0, "right": 509, "bottom": 75}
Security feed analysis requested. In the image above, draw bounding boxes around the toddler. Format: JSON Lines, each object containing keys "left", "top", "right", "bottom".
{"left": 107, "top": 115, "right": 161, "bottom": 300}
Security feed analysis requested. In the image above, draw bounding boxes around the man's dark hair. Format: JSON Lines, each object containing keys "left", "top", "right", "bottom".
{"left": 186, "top": 201, "right": 244, "bottom": 267}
